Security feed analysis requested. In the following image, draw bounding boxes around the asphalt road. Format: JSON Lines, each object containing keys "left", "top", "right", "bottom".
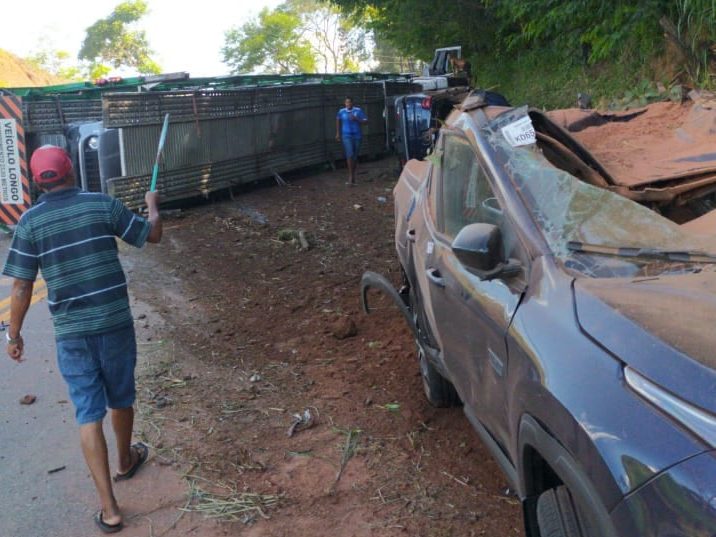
{"left": 0, "top": 233, "right": 223, "bottom": 537}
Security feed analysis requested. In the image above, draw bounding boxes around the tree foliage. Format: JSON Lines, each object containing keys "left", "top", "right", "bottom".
{"left": 78, "top": 0, "right": 160, "bottom": 76}
{"left": 222, "top": 7, "right": 316, "bottom": 74}
{"left": 27, "top": 49, "right": 82, "bottom": 81}
{"left": 329, "top": 0, "right": 716, "bottom": 85}
{"left": 222, "top": 0, "right": 371, "bottom": 74}
{"left": 327, "top": 0, "right": 496, "bottom": 60}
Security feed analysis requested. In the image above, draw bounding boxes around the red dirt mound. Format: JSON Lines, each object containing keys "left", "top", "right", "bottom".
{"left": 0, "top": 49, "right": 63, "bottom": 88}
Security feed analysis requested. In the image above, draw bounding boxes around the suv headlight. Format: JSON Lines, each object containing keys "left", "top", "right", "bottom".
{"left": 625, "top": 367, "right": 716, "bottom": 448}
{"left": 87, "top": 136, "right": 99, "bottom": 151}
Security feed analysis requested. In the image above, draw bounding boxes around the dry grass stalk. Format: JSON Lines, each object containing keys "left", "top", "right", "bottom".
{"left": 182, "top": 481, "right": 281, "bottom": 522}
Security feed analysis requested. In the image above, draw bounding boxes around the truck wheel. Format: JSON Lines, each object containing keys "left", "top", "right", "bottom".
{"left": 537, "top": 486, "right": 583, "bottom": 537}
{"left": 418, "top": 346, "right": 460, "bottom": 408}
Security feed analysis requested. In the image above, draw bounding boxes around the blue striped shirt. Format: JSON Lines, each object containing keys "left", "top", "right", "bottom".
{"left": 3, "top": 187, "right": 151, "bottom": 339}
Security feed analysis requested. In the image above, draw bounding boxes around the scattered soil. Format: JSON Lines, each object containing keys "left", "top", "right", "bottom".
{"left": 124, "top": 159, "right": 523, "bottom": 537}
{"left": 549, "top": 101, "right": 716, "bottom": 186}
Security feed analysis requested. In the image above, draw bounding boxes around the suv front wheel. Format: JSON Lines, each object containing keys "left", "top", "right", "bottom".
{"left": 537, "top": 486, "right": 586, "bottom": 537}
{"left": 418, "top": 345, "right": 461, "bottom": 407}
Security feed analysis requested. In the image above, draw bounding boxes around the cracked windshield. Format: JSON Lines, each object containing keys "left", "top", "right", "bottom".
{"left": 486, "top": 108, "right": 716, "bottom": 277}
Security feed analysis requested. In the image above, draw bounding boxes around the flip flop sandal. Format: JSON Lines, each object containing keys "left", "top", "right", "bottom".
{"left": 94, "top": 511, "right": 123, "bottom": 534}
{"left": 113, "top": 442, "right": 149, "bottom": 482}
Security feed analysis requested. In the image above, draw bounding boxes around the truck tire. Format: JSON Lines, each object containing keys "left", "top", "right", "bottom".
{"left": 418, "top": 345, "right": 461, "bottom": 408}
{"left": 537, "top": 486, "right": 583, "bottom": 537}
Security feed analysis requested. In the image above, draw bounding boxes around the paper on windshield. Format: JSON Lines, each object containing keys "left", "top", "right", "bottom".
{"left": 501, "top": 115, "right": 536, "bottom": 147}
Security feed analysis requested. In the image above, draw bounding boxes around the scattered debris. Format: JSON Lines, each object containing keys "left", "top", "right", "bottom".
{"left": 19, "top": 394, "right": 37, "bottom": 405}
{"left": 160, "top": 209, "right": 183, "bottom": 218}
{"left": 287, "top": 408, "right": 317, "bottom": 437}
{"left": 331, "top": 316, "right": 357, "bottom": 340}
{"left": 576, "top": 92, "right": 592, "bottom": 109}
{"left": 249, "top": 373, "right": 262, "bottom": 383}
{"left": 183, "top": 482, "right": 281, "bottom": 523}
{"left": 330, "top": 427, "right": 361, "bottom": 492}
{"left": 353, "top": 204, "right": 363, "bottom": 211}
{"left": 235, "top": 205, "right": 269, "bottom": 226}
{"left": 376, "top": 196, "right": 387, "bottom": 203}
{"left": 47, "top": 466, "right": 66, "bottom": 474}
{"left": 379, "top": 402, "right": 401, "bottom": 413}
{"left": 154, "top": 396, "right": 171, "bottom": 409}
{"left": 688, "top": 89, "right": 716, "bottom": 108}
{"left": 442, "top": 470, "right": 470, "bottom": 487}
{"left": 277, "top": 228, "right": 311, "bottom": 250}
{"left": 298, "top": 230, "right": 310, "bottom": 250}
{"left": 271, "top": 169, "right": 288, "bottom": 187}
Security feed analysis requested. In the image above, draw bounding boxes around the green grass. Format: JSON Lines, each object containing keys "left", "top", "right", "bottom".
{"left": 472, "top": 47, "right": 665, "bottom": 110}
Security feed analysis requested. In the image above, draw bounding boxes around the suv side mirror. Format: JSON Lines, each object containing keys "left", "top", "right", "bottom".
{"left": 451, "top": 223, "right": 521, "bottom": 281}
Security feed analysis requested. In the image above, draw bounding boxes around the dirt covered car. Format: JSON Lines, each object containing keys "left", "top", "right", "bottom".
{"left": 362, "top": 92, "right": 716, "bottom": 537}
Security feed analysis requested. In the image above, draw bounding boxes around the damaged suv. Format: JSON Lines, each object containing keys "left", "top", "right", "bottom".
{"left": 362, "top": 92, "right": 716, "bottom": 537}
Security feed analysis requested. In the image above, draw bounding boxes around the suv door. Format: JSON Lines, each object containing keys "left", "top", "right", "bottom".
{"left": 425, "top": 132, "right": 526, "bottom": 456}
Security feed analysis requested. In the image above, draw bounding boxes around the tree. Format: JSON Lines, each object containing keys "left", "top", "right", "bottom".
{"left": 27, "top": 49, "right": 82, "bottom": 81}
{"left": 78, "top": 0, "right": 161, "bottom": 77}
{"left": 328, "top": 0, "right": 497, "bottom": 61}
{"left": 222, "top": 0, "right": 372, "bottom": 75}
{"left": 372, "top": 34, "right": 419, "bottom": 73}
{"left": 288, "top": 0, "right": 371, "bottom": 72}
{"left": 222, "top": 7, "right": 316, "bottom": 74}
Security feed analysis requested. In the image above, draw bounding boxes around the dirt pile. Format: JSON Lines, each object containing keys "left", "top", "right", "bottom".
{"left": 548, "top": 101, "right": 716, "bottom": 186}
{"left": 0, "top": 49, "right": 63, "bottom": 88}
{"left": 125, "top": 159, "right": 523, "bottom": 537}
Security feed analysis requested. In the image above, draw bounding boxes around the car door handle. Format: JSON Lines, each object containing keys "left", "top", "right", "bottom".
{"left": 426, "top": 268, "right": 445, "bottom": 288}
{"left": 407, "top": 229, "right": 416, "bottom": 242}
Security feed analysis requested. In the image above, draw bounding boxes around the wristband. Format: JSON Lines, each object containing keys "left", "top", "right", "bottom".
{"left": 5, "top": 332, "right": 22, "bottom": 345}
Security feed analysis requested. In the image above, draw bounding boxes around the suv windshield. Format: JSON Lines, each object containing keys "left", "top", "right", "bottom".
{"left": 484, "top": 107, "right": 716, "bottom": 278}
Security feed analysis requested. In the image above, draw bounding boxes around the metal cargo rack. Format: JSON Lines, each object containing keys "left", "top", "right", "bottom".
{"left": 105, "top": 81, "right": 418, "bottom": 209}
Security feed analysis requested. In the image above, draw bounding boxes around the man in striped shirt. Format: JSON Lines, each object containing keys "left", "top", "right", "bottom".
{"left": 3, "top": 145, "right": 162, "bottom": 533}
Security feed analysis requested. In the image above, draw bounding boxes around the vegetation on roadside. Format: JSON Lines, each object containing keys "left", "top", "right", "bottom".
{"left": 329, "top": 0, "right": 716, "bottom": 108}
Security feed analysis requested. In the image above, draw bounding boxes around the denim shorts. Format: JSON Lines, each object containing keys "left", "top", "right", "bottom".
{"left": 56, "top": 325, "right": 137, "bottom": 425}
{"left": 342, "top": 136, "right": 362, "bottom": 159}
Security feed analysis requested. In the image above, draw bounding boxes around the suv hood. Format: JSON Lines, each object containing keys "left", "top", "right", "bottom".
{"left": 574, "top": 272, "right": 716, "bottom": 413}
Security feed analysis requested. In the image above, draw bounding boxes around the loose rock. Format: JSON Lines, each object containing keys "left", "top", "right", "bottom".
{"left": 19, "top": 394, "right": 37, "bottom": 405}
{"left": 331, "top": 316, "right": 358, "bottom": 340}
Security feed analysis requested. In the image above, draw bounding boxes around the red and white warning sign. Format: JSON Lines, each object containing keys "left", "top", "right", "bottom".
{"left": 0, "top": 118, "right": 23, "bottom": 204}
{"left": 0, "top": 95, "right": 31, "bottom": 224}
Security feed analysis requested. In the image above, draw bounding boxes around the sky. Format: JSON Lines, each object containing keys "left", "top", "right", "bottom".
{"left": 2, "top": 0, "right": 284, "bottom": 77}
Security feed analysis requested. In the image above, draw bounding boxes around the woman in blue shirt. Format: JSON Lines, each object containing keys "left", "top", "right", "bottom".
{"left": 336, "top": 97, "right": 368, "bottom": 185}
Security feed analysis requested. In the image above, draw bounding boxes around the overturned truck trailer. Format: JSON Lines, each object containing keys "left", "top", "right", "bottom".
{"left": 0, "top": 77, "right": 417, "bottom": 222}
{"left": 105, "top": 81, "right": 416, "bottom": 208}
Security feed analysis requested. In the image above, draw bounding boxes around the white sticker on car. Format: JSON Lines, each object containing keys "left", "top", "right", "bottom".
{"left": 427, "top": 241, "right": 434, "bottom": 255}
{"left": 501, "top": 115, "right": 536, "bottom": 147}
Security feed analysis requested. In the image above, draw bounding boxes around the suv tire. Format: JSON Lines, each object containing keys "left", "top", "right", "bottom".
{"left": 418, "top": 346, "right": 460, "bottom": 407}
{"left": 537, "top": 486, "right": 583, "bottom": 537}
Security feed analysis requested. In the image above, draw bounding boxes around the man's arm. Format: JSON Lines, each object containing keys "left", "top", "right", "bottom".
{"left": 335, "top": 117, "right": 341, "bottom": 141}
{"left": 7, "top": 278, "right": 33, "bottom": 362}
{"left": 145, "top": 191, "right": 163, "bottom": 244}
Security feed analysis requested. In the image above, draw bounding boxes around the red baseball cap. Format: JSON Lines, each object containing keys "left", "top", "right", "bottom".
{"left": 30, "top": 145, "right": 73, "bottom": 185}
